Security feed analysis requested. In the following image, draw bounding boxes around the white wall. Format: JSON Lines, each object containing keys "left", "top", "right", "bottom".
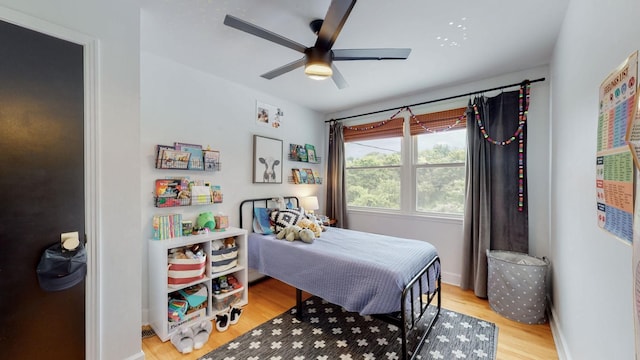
{"left": 549, "top": 0, "right": 640, "bottom": 359}
{"left": 139, "top": 51, "right": 326, "bottom": 323}
{"left": 328, "top": 66, "right": 551, "bottom": 286}
{"left": 0, "top": 1, "right": 143, "bottom": 359}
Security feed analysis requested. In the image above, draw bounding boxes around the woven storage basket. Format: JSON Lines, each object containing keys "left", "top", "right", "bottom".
{"left": 487, "top": 250, "right": 549, "bottom": 324}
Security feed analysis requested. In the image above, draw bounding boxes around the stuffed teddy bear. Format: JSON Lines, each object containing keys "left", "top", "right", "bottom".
{"left": 296, "top": 218, "right": 322, "bottom": 238}
{"left": 305, "top": 214, "right": 327, "bottom": 232}
{"left": 275, "top": 225, "right": 315, "bottom": 243}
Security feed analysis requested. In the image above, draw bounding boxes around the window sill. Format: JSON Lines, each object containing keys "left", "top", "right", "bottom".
{"left": 347, "top": 207, "right": 463, "bottom": 224}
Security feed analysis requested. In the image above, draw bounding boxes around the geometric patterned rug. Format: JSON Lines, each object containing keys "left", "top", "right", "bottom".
{"left": 200, "top": 296, "right": 498, "bottom": 360}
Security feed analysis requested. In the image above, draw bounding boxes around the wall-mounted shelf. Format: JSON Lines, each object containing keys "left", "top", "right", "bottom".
{"left": 288, "top": 143, "right": 320, "bottom": 164}
{"left": 154, "top": 179, "right": 223, "bottom": 208}
{"left": 155, "top": 144, "right": 221, "bottom": 171}
{"left": 287, "top": 153, "right": 321, "bottom": 164}
{"left": 156, "top": 159, "right": 222, "bottom": 172}
{"left": 289, "top": 169, "right": 323, "bottom": 185}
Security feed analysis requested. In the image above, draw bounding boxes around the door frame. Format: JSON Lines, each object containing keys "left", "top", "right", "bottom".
{"left": 0, "top": 7, "right": 100, "bottom": 359}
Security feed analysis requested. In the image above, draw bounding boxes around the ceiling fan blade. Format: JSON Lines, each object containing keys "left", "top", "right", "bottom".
{"left": 332, "top": 48, "right": 412, "bottom": 61}
{"left": 260, "top": 57, "right": 306, "bottom": 79}
{"left": 331, "top": 64, "right": 349, "bottom": 89}
{"left": 315, "top": 0, "right": 357, "bottom": 51}
{"left": 224, "top": 15, "right": 307, "bottom": 53}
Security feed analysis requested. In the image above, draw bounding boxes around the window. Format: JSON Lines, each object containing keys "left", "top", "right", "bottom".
{"left": 414, "top": 129, "right": 466, "bottom": 214}
{"left": 344, "top": 118, "right": 403, "bottom": 210}
{"left": 344, "top": 107, "right": 467, "bottom": 216}
{"left": 345, "top": 137, "right": 402, "bottom": 209}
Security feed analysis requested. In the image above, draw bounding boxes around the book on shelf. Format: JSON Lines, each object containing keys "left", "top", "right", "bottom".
{"left": 289, "top": 144, "right": 299, "bottom": 161}
{"left": 155, "top": 178, "right": 190, "bottom": 207}
{"left": 175, "top": 142, "right": 204, "bottom": 170}
{"left": 155, "top": 145, "right": 174, "bottom": 168}
{"left": 299, "top": 168, "right": 308, "bottom": 183}
{"left": 305, "top": 144, "right": 317, "bottom": 163}
{"left": 203, "top": 150, "right": 220, "bottom": 171}
{"left": 297, "top": 145, "right": 308, "bottom": 162}
{"left": 303, "top": 168, "right": 315, "bottom": 184}
{"left": 159, "top": 148, "right": 191, "bottom": 169}
{"left": 211, "top": 185, "right": 223, "bottom": 203}
{"left": 152, "top": 213, "right": 183, "bottom": 240}
{"left": 292, "top": 168, "right": 302, "bottom": 184}
{"left": 313, "top": 170, "right": 322, "bottom": 184}
{"left": 191, "top": 185, "right": 212, "bottom": 205}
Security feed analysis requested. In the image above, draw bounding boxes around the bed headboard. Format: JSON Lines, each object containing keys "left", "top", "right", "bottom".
{"left": 239, "top": 196, "right": 300, "bottom": 229}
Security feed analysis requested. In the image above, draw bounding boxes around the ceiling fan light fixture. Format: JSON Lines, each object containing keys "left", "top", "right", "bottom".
{"left": 305, "top": 47, "right": 333, "bottom": 80}
{"left": 305, "top": 62, "right": 333, "bottom": 80}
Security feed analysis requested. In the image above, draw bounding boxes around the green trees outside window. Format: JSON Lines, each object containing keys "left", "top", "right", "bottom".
{"left": 345, "top": 129, "right": 466, "bottom": 215}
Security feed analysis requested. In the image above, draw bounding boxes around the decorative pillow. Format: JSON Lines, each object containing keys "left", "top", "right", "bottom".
{"left": 253, "top": 207, "right": 275, "bottom": 234}
{"left": 270, "top": 208, "right": 304, "bottom": 233}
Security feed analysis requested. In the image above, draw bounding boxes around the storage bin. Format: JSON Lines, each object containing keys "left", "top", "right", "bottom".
{"left": 212, "top": 288, "right": 244, "bottom": 312}
{"left": 168, "top": 308, "right": 206, "bottom": 332}
{"left": 211, "top": 258, "right": 238, "bottom": 273}
{"left": 487, "top": 250, "right": 549, "bottom": 324}
{"left": 211, "top": 246, "right": 238, "bottom": 262}
{"left": 167, "top": 255, "right": 206, "bottom": 288}
{"left": 174, "top": 283, "right": 208, "bottom": 308}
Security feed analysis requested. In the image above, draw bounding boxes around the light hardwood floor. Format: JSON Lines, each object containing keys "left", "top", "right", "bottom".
{"left": 142, "top": 278, "right": 558, "bottom": 360}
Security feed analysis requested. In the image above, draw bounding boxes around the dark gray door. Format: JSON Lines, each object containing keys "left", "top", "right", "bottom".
{"left": 0, "top": 20, "right": 85, "bottom": 358}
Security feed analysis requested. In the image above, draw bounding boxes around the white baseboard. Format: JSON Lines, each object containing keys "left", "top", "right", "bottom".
{"left": 124, "top": 350, "right": 146, "bottom": 360}
{"left": 548, "top": 303, "right": 571, "bottom": 360}
{"left": 441, "top": 271, "right": 461, "bottom": 287}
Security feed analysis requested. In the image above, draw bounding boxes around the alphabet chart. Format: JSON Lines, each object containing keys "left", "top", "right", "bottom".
{"left": 596, "top": 51, "right": 637, "bottom": 244}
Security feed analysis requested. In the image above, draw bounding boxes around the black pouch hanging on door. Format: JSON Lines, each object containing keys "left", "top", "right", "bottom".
{"left": 36, "top": 241, "right": 87, "bottom": 292}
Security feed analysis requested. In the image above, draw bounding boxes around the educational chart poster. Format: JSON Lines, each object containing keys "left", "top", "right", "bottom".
{"left": 596, "top": 51, "right": 637, "bottom": 244}
{"left": 625, "top": 51, "right": 640, "bottom": 167}
{"left": 634, "top": 185, "right": 640, "bottom": 360}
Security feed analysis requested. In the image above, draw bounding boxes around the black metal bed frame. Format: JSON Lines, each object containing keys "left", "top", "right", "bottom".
{"left": 239, "top": 196, "right": 441, "bottom": 360}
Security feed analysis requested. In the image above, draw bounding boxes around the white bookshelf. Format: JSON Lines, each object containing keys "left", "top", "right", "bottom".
{"left": 147, "top": 227, "right": 248, "bottom": 341}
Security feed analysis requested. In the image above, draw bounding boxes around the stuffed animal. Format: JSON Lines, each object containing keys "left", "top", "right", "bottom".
{"left": 275, "top": 225, "right": 315, "bottom": 243}
{"left": 296, "top": 218, "right": 322, "bottom": 238}
{"left": 276, "top": 225, "right": 301, "bottom": 241}
{"left": 305, "top": 214, "right": 327, "bottom": 232}
{"left": 298, "top": 228, "right": 315, "bottom": 243}
{"left": 197, "top": 212, "right": 216, "bottom": 231}
{"left": 223, "top": 237, "right": 236, "bottom": 248}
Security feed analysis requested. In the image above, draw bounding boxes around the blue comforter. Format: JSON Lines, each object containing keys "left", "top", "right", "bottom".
{"left": 248, "top": 227, "right": 439, "bottom": 315}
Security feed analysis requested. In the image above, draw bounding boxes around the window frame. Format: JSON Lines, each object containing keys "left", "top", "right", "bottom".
{"left": 344, "top": 137, "right": 403, "bottom": 211}
{"left": 344, "top": 103, "right": 468, "bottom": 219}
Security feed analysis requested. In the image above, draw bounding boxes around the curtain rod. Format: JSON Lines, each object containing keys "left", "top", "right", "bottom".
{"left": 326, "top": 77, "right": 545, "bottom": 123}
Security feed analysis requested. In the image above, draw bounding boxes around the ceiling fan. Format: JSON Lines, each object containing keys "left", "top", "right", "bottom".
{"left": 223, "top": 0, "right": 411, "bottom": 89}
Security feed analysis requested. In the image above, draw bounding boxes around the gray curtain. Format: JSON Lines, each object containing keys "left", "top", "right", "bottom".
{"left": 326, "top": 121, "right": 348, "bottom": 228}
{"left": 461, "top": 89, "right": 529, "bottom": 298}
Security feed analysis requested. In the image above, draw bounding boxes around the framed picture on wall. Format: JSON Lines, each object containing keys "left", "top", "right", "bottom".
{"left": 256, "top": 101, "right": 283, "bottom": 129}
{"left": 253, "top": 135, "right": 283, "bottom": 183}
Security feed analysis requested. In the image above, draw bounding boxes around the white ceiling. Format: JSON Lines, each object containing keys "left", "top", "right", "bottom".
{"left": 140, "top": 0, "right": 569, "bottom": 114}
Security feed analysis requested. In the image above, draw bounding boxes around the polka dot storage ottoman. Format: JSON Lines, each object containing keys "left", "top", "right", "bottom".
{"left": 486, "top": 250, "right": 550, "bottom": 324}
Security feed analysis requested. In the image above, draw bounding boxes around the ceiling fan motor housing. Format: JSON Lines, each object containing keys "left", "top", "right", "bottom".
{"left": 305, "top": 47, "right": 333, "bottom": 65}
{"left": 304, "top": 47, "right": 333, "bottom": 79}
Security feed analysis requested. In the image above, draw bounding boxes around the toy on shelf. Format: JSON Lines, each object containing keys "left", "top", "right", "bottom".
{"left": 212, "top": 274, "right": 243, "bottom": 295}
{"left": 197, "top": 212, "right": 216, "bottom": 231}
